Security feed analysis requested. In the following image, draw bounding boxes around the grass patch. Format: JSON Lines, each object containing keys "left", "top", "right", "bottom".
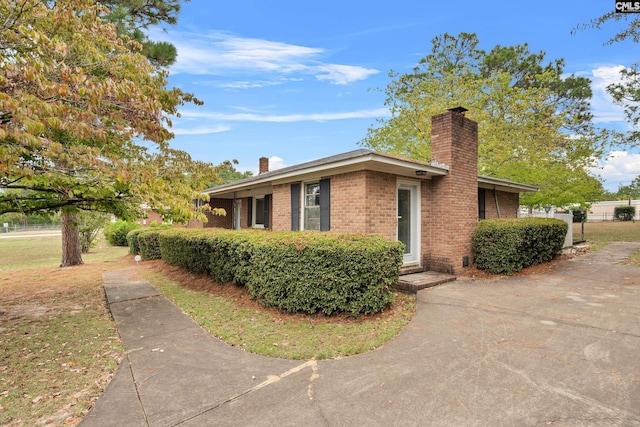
{"left": 142, "top": 264, "right": 416, "bottom": 360}
{"left": 573, "top": 221, "right": 640, "bottom": 251}
{"left": 0, "top": 236, "right": 127, "bottom": 426}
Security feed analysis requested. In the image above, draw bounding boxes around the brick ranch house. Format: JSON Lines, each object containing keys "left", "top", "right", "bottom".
{"left": 201, "top": 108, "right": 538, "bottom": 275}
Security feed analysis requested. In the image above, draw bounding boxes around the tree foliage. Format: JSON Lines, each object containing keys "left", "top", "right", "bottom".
{"left": 361, "top": 32, "right": 607, "bottom": 208}
{"left": 210, "top": 160, "right": 254, "bottom": 187}
{"left": 606, "top": 174, "right": 640, "bottom": 200}
{"left": 0, "top": 0, "right": 217, "bottom": 265}
{"left": 576, "top": 11, "right": 640, "bottom": 146}
{"left": 100, "top": 0, "right": 188, "bottom": 67}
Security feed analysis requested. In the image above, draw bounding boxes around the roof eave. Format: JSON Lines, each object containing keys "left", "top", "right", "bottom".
{"left": 478, "top": 175, "right": 538, "bottom": 193}
{"left": 204, "top": 152, "right": 449, "bottom": 197}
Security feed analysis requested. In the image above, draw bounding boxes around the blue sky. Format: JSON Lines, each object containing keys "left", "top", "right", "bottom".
{"left": 151, "top": 0, "right": 640, "bottom": 191}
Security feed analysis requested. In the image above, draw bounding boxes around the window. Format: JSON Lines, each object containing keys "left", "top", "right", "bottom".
{"left": 304, "top": 182, "right": 320, "bottom": 231}
{"left": 478, "top": 188, "right": 486, "bottom": 220}
{"left": 255, "top": 197, "right": 265, "bottom": 226}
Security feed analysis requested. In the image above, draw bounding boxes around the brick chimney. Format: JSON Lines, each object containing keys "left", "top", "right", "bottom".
{"left": 259, "top": 157, "right": 269, "bottom": 174}
{"left": 428, "top": 107, "right": 478, "bottom": 274}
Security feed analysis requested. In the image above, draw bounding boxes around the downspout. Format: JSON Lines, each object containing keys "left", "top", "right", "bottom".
{"left": 494, "top": 188, "right": 501, "bottom": 218}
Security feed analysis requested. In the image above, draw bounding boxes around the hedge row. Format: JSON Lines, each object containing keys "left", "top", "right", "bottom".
{"left": 614, "top": 206, "right": 636, "bottom": 221}
{"left": 128, "top": 228, "right": 403, "bottom": 316}
{"left": 104, "top": 221, "right": 140, "bottom": 246}
{"left": 472, "top": 218, "right": 567, "bottom": 275}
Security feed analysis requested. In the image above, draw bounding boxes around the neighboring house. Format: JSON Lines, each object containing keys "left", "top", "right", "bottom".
{"left": 587, "top": 200, "right": 640, "bottom": 221}
{"left": 202, "top": 108, "right": 537, "bottom": 275}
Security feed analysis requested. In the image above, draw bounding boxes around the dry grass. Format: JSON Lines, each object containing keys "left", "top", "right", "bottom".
{"left": 573, "top": 221, "right": 640, "bottom": 267}
{"left": 573, "top": 221, "right": 640, "bottom": 246}
{"left": 0, "top": 235, "right": 128, "bottom": 426}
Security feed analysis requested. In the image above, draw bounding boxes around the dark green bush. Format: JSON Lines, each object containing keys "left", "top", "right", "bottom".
{"left": 571, "top": 209, "right": 587, "bottom": 223}
{"left": 473, "top": 218, "right": 567, "bottom": 275}
{"left": 614, "top": 206, "right": 635, "bottom": 221}
{"left": 154, "top": 229, "right": 402, "bottom": 316}
{"left": 104, "top": 221, "right": 140, "bottom": 246}
{"left": 127, "top": 228, "right": 146, "bottom": 254}
{"left": 246, "top": 233, "right": 402, "bottom": 316}
{"left": 137, "top": 229, "right": 165, "bottom": 260}
{"left": 158, "top": 228, "right": 218, "bottom": 273}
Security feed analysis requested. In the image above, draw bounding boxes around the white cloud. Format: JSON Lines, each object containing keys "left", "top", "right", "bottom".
{"left": 268, "top": 156, "right": 286, "bottom": 170}
{"left": 178, "top": 108, "right": 390, "bottom": 123}
{"left": 314, "top": 64, "right": 380, "bottom": 85}
{"left": 155, "top": 30, "right": 379, "bottom": 85}
{"left": 196, "top": 77, "right": 303, "bottom": 90}
{"left": 243, "top": 156, "right": 287, "bottom": 176}
{"left": 172, "top": 125, "right": 231, "bottom": 135}
{"left": 587, "top": 65, "right": 627, "bottom": 124}
{"left": 597, "top": 150, "right": 640, "bottom": 189}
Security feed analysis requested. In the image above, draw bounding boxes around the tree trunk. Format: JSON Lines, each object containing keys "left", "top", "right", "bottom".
{"left": 60, "top": 211, "right": 84, "bottom": 267}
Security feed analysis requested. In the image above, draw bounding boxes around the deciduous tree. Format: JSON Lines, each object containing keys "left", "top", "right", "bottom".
{"left": 0, "top": 0, "right": 217, "bottom": 266}
{"left": 361, "top": 32, "right": 607, "bottom": 208}
{"left": 576, "top": 11, "right": 640, "bottom": 145}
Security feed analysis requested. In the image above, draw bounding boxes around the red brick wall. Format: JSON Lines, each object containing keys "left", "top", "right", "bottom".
{"left": 138, "top": 210, "right": 163, "bottom": 226}
{"left": 421, "top": 181, "right": 432, "bottom": 268}
{"left": 272, "top": 183, "right": 291, "bottom": 231}
{"left": 484, "top": 190, "right": 519, "bottom": 219}
{"left": 204, "top": 198, "right": 233, "bottom": 228}
{"left": 429, "top": 110, "right": 479, "bottom": 274}
{"left": 329, "top": 170, "right": 398, "bottom": 239}
{"left": 330, "top": 171, "right": 368, "bottom": 233}
{"left": 364, "top": 171, "right": 398, "bottom": 239}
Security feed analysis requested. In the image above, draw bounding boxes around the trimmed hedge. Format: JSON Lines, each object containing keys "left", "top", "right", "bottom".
{"left": 246, "top": 233, "right": 402, "bottom": 316}
{"left": 104, "top": 221, "right": 140, "bottom": 246}
{"left": 126, "top": 228, "right": 146, "bottom": 254}
{"left": 614, "top": 206, "right": 636, "bottom": 221}
{"left": 473, "top": 218, "right": 567, "bottom": 275}
{"left": 130, "top": 228, "right": 403, "bottom": 316}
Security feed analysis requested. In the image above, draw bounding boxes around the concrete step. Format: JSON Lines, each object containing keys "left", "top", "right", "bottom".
{"left": 395, "top": 271, "right": 456, "bottom": 294}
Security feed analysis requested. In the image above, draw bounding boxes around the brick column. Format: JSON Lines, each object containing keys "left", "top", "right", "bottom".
{"left": 429, "top": 108, "right": 478, "bottom": 274}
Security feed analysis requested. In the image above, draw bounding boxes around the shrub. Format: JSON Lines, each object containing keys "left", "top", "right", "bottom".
{"left": 155, "top": 229, "right": 402, "bottom": 316}
{"left": 614, "top": 206, "right": 635, "bottom": 221}
{"left": 103, "top": 221, "right": 140, "bottom": 246}
{"left": 137, "top": 229, "right": 165, "bottom": 260}
{"left": 78, "top": 212, "right": 109, "bottom": 253}
{"left": 571, "top": 209, "right": 587, "bottom": 223}
{"left": 127, "top": 228, "right": 146, "bottom": 254}
{"left": 246, "top": 233, "right": 402, "bottom": 316}
{"left": 158, "top": 228, "right": 218, "bottom": 273}
{"left": 473, "top": 218, "right": 567, "bottom": 275}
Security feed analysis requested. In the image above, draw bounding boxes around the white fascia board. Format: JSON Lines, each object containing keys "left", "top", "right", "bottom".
{"left": 205, "top": 153, "right": 449, "bottom": 197}
{"left": 478, "top": 176, "right": 538, "bottom": 193}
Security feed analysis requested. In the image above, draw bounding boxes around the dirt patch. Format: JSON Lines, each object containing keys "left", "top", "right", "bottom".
{"left": 146, "top": 260, "right": 415, "bottom": 325}
{"left": 458, "top": 253, "right": 575, "bottom": 281}
{"left": 0, "top": 302, "right": 55, "bottom": 321}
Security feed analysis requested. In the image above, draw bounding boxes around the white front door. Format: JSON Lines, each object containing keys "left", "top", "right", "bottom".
{"left": 397, "top": 180, "right": 420, "bottom": 265}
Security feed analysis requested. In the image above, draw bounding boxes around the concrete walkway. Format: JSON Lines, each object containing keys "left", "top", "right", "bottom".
{"left": 81, "top": 242, "right": 640, "bottom": 426}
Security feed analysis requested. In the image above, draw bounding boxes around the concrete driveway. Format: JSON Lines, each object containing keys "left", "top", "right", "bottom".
{"left": 83, "top": 242, "right": 640, "bottom": 426}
